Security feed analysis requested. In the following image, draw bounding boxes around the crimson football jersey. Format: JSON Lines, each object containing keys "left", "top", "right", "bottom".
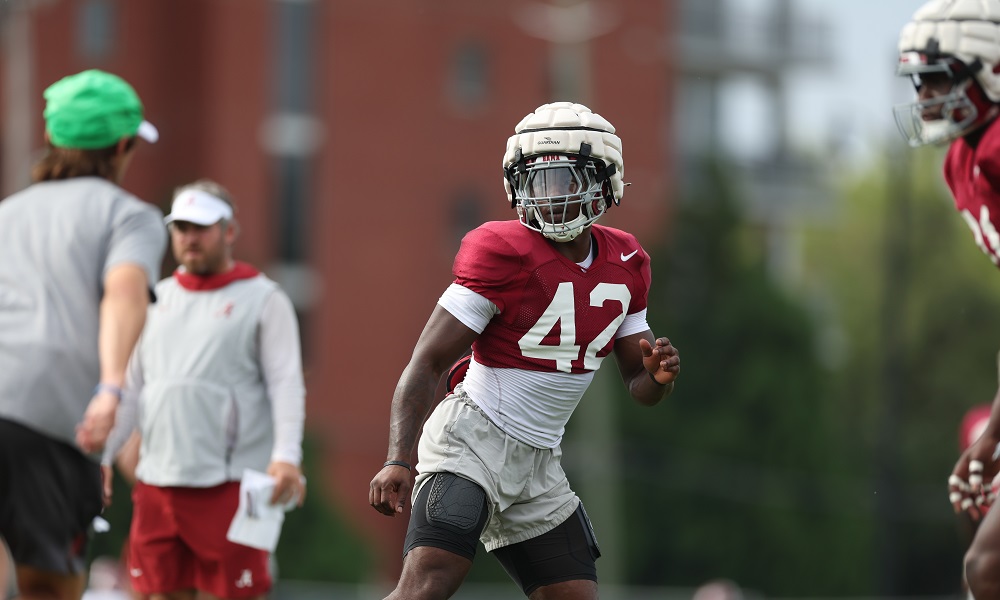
{"left": 453, "top": 221, "right": 651, "bottom": 375}
{"left": 944, "top": 117, "right": 1000, "bottom": 266}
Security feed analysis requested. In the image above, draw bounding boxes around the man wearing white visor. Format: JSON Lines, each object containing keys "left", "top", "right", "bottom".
{"left": 103, "top": 180, "right": 307, "bottom": 600}
{"left": 164, "top": 188, "right": 234, "bottom": 227}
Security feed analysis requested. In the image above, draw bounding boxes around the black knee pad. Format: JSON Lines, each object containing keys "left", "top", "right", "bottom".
{"left": 403, "top": 473, "right": 489, "bottom": 561}
{"left": 491, "top": 502, "right": 601, "bottom": 596}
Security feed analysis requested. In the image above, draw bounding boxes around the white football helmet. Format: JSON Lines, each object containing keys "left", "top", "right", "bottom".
{"left": 894, "top": 0, "right": 1000, "bottom": 146}
{"left": 502, "top": 102, "right": 624, "bottom": 242}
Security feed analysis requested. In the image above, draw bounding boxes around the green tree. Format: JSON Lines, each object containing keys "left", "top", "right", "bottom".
{"left": 801, "top": 146, "right": 1000, "bottom": 596}
{"left": 272, "top": 436, "right": 373, "bottom": 582}
{"left": 611, "top": 157, "right": 869, "bottom": 595}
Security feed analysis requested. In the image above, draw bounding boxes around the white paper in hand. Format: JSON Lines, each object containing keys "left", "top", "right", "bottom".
{"left": 226, "top": 468, "right": 302, "bottom": 552}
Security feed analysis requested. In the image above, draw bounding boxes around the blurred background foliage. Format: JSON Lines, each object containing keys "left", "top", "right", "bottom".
{"left": 572, "top": 147, "right": 1000, "bottom": 597}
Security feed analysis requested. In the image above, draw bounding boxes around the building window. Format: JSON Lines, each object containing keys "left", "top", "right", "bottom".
{"left": 265, "top": 0, "right": 319, "bottom": 361}
{"left": 77, "top": 0, "right": 116, "bottom": 61}
{"left": 448, "top": 40, "right": 489, "bottom": 113}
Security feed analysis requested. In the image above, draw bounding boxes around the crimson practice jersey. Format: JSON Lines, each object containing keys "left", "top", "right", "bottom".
{"left": 453, "top": 220, "right": 651, "bottom": 375}
{"left": 945, "top": 116, "right": 1000, "bottom": 266}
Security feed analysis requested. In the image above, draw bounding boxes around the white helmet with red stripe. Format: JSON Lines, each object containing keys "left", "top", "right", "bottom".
{"left": 895, "top": 0, "right": 1000, "bottom": 145}
{"left": 502, "top": 102, "right": 624, "bottom": 242}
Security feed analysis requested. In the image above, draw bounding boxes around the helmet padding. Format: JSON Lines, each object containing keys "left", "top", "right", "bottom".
{"left": 899, "top": 0, "right": 1000, "bottom": 101}
{"left": 503, "top": 102, "right": 624, "bottom": 207}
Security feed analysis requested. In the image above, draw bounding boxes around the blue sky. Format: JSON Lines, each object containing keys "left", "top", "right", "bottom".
{"left": 724, "top": 0, "right": 925, "bottom": 161}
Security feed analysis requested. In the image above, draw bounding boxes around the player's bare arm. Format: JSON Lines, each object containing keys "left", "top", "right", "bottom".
{"left": 370, "top": 305, "right": 479, "bottom": 516}
{"left": 613, "top": 331, "right": 679, "bottom": 406}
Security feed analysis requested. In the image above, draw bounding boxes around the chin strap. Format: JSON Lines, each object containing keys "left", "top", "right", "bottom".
{"left": 507, "top": 147, "right": 526, "bottom": 208}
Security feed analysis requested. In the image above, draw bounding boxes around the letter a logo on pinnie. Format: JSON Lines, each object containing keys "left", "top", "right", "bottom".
{"left": 235, "top": 569, "right": 253, "bottom": 589}
{"left": 620, "top": 249, "right": 638, "bottom": 261}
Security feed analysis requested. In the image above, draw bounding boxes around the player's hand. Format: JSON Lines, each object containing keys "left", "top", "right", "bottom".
{"left": 267, "top": 461, "right": 306, "bottom": 507}
{"left": 75, "top": 390, "right": 119, "bottom": 453}
{"left": 370, "top": 464, "right": 412, "bottom": 516}
{"left": 950, "top": 435, "right": 1000, "bottom": 520}
{"left": 640, "top": 336, "right": 680, "bottom": 385}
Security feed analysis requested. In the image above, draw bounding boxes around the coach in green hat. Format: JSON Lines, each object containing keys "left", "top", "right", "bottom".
{"left": 0, "top": 68, "right": 166, "bottom": 600}
{"left": 32, "top": 68, "right": 158, "bottom": 183}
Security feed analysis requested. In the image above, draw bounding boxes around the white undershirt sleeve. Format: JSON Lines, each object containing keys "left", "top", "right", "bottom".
{"left": 615, "top": 308, "right": 650, "bottom": 338}
{"left": 102, "top": 341, "right": 145, "bottom": 466}
{"left": 437, "top": 283, "right": 499, "bottom": 333}
{"left": 258, "top": 290, "right": 306, "bottom": 466}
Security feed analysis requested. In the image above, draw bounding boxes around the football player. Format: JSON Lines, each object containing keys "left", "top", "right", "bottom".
{"left": 896, "top": 1, "right": 1000, "bottom": 597}
{"left": 369, "top": 102, "right": 680, "bottom": 600}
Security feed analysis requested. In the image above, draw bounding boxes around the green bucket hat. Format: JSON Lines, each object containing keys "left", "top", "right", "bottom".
{"left": 43, "top": 69, "right": 158, "bottom": 150}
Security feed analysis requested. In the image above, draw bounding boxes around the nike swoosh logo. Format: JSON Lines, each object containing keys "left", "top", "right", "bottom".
{"left": 130, "top": 569, "right": 143, "bottom": 577}
{"left": 621, "top": 250, "right": 638, "bottom": 261}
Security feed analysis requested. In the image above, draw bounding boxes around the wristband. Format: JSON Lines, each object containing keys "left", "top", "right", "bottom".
{"left": 93, "top": 383, "right": 123, "bottom": 399}
{"left": 383, "top": 460, "right": 411, "bottom": 471}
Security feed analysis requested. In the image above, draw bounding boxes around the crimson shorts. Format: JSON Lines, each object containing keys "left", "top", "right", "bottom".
{"left": 128, "top": 481, "right": 271, "bottom": 598}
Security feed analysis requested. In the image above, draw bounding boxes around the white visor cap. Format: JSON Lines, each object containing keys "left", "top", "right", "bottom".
{"left": 164, "top": 189, "right": 233, "bottom": 226}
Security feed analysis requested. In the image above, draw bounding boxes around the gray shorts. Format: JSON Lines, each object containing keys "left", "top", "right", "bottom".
{"left": 413, "top": 388, "right": 579, "bottom": 551}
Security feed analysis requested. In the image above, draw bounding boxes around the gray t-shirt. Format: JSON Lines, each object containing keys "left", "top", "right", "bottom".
{"left": 0, "top": 177, "right": 167, "bottom": 448}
